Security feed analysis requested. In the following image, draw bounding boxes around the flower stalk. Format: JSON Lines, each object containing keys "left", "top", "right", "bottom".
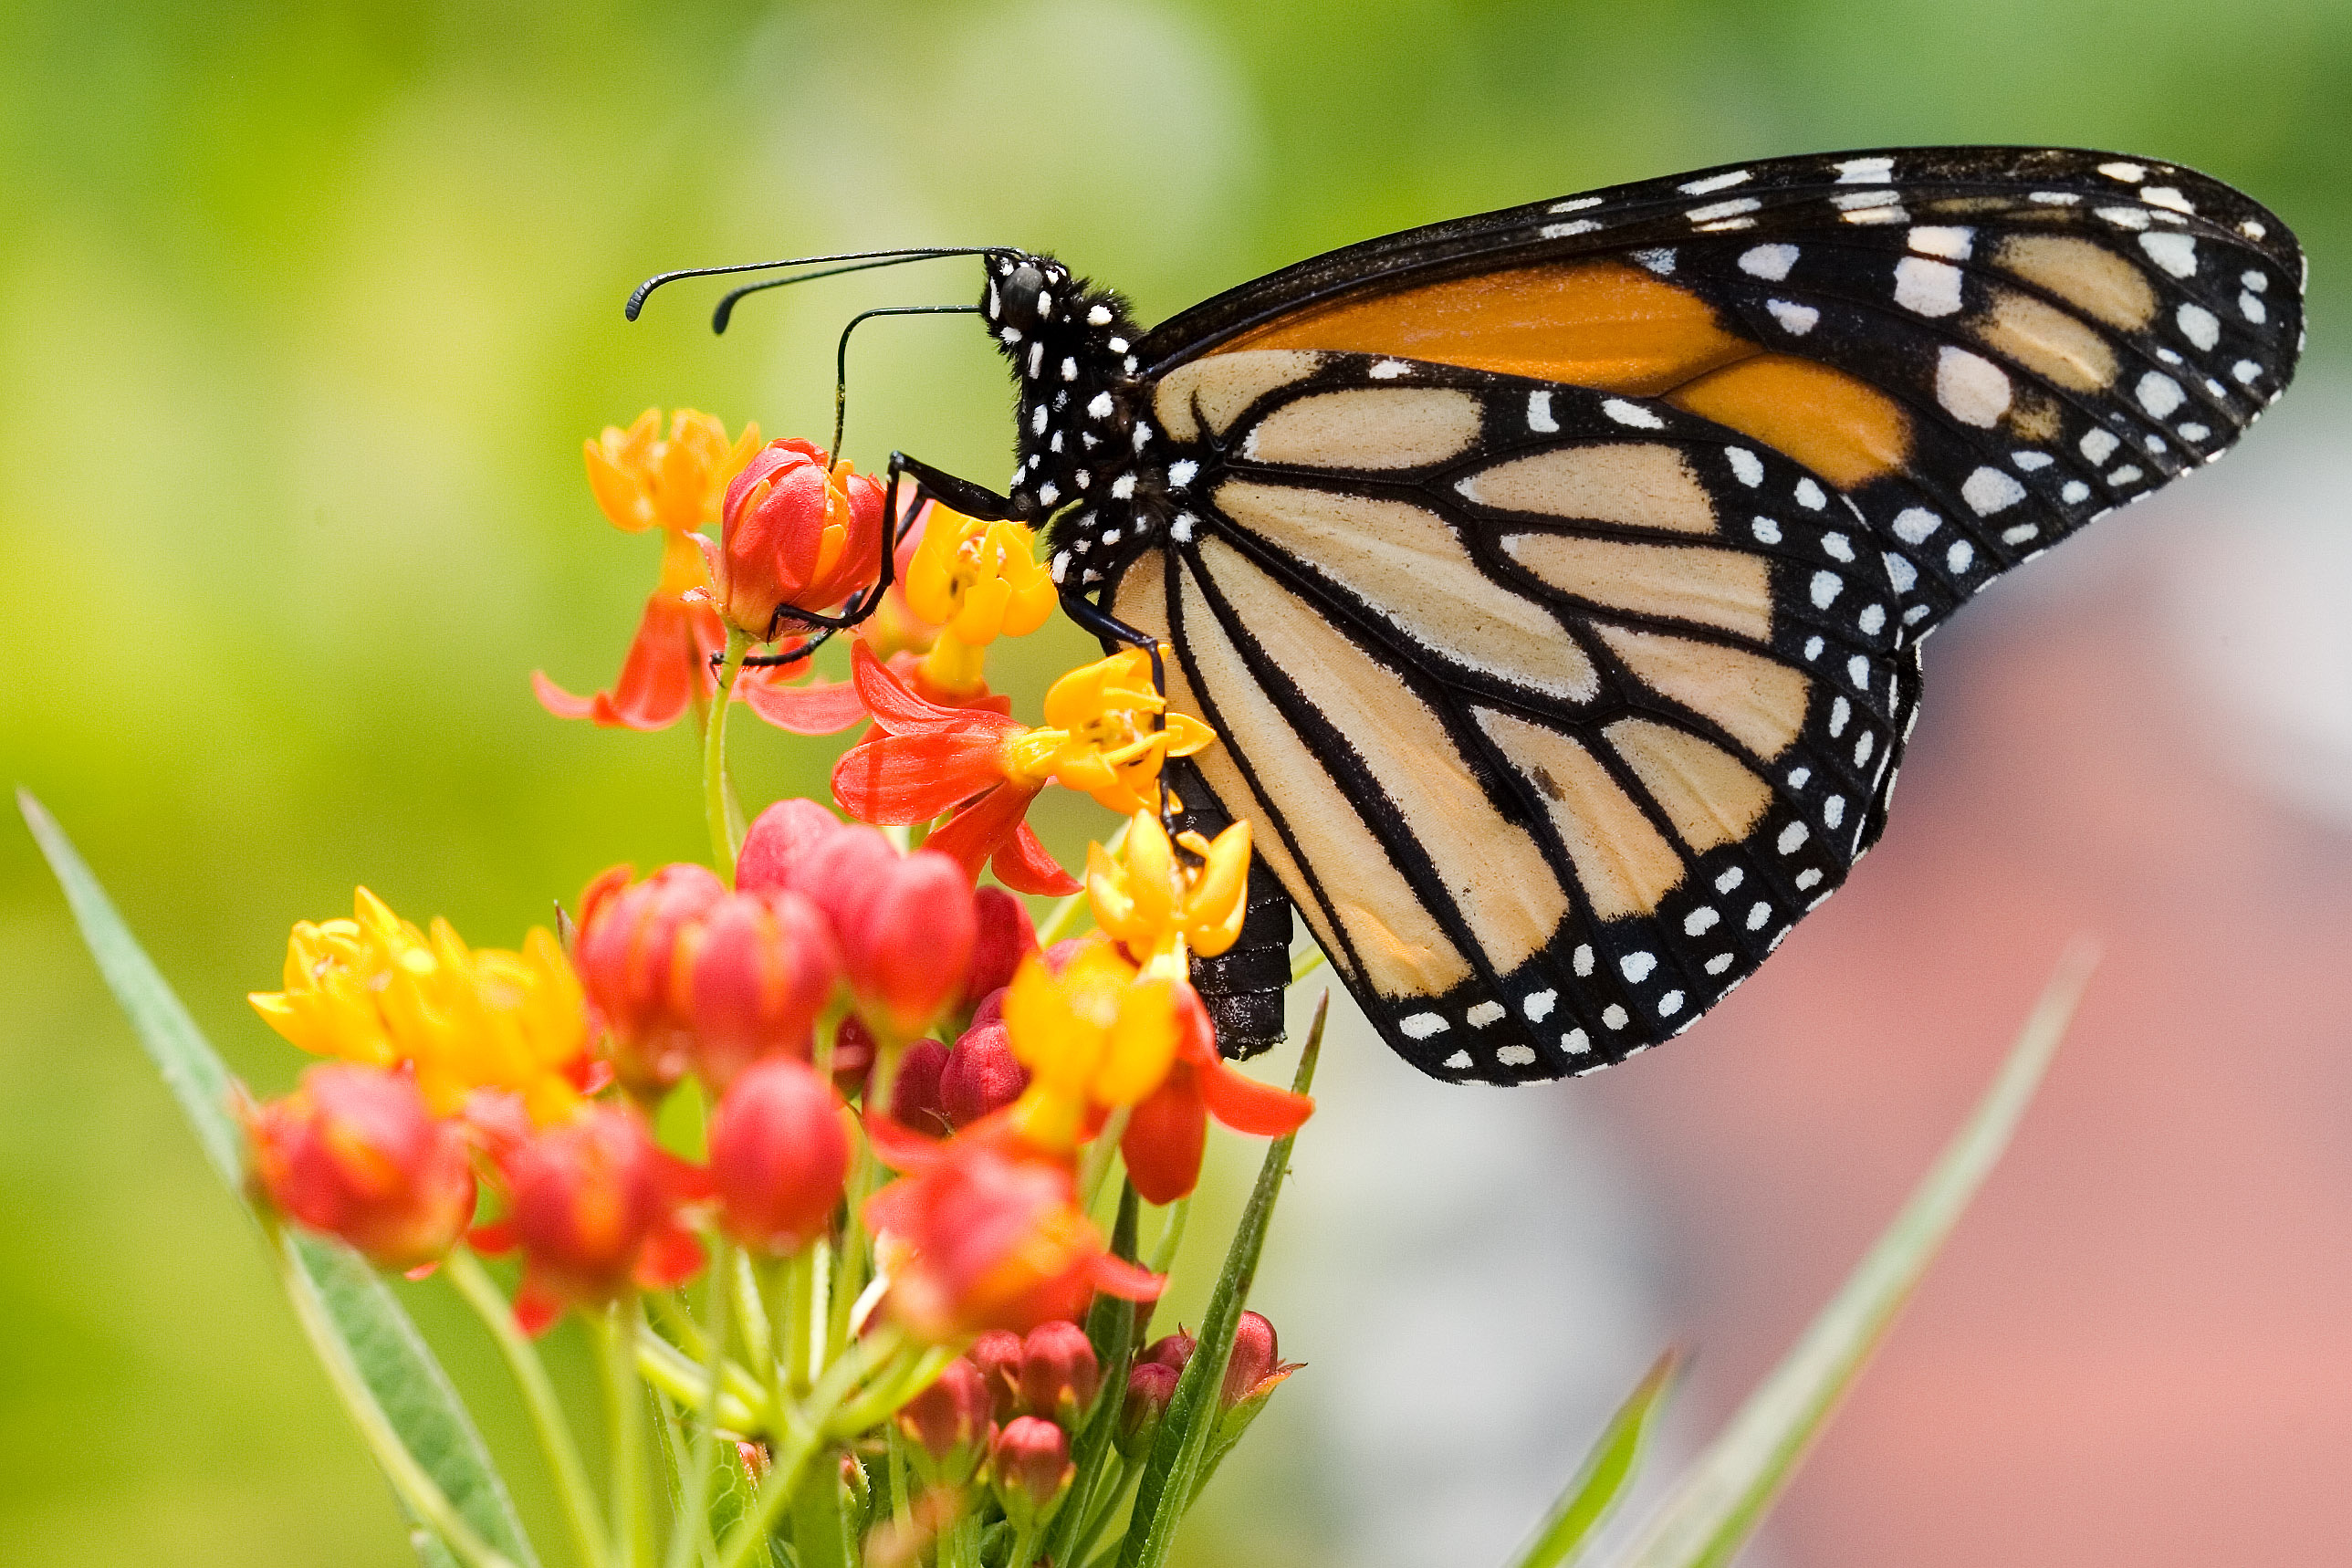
{"left": 705, "top": 626, "right": 752, "bottom": 880}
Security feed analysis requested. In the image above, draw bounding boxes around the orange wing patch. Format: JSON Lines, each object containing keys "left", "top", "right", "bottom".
{"left": 1218, "top": 261, "right": 1753, "bottom": 396}
{"left": 1665, "top": 354, "right": 1911, "bottom": 489}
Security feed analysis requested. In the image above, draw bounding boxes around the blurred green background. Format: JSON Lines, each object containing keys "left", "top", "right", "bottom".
{"left": 1, "top": 1, "right": 2342, "bottom": 1563}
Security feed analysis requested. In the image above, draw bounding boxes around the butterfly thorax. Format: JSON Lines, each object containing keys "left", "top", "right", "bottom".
{"left": 982, "top": 252, "right": 1168, "bottom": 594}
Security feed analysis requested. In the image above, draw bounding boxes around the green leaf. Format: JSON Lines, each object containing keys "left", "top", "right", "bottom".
{"left": 19, "top": 790, "right": 539, "bottom": 1568}
{"left": 1506, "top": 1350, "right": 1680, "bottom": 1568}
{"left": 1613, "top": 942, "right": 2098, "bottom": 1568}
{"left": 1044, "top": 1183, "right": 1142, "bottom": 1566}
{"left": 1117, "top": 990, "right": 1327, "bottom": 1568}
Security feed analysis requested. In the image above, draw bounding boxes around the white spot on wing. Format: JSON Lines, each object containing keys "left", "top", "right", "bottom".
{"left": 1603, "top": 398, "right": 1665, "bottom": 429}
{"left": 1810, "top": 570, "right": 1843, "bottom": 608}
{"left": 2137, "top": 371, "right": 2186, "bottom": 418}
{"left": 1563, "top": 1029, "right": 1591, "bottom": 1054}
{"left": 1573, "top": 944, "right": 1594, "bottom": 977}
{"left": 1892, "top": 507, "right": 1940, "bottom": 544}
{"left": 2097, "top": 161, "right": 2147, "bottom": 182}
{"left": 1794, "top": 478, "right": 1826, "bottom": 509}
{"left": 1497, "top": 1044, "right": 1538, "bottom": 1067}
{"left": 1542, "top": 219, "right": 1600, "bottom": 239}
{"left": 1894, "top": 256, "right": 1964, "bottom": 317}
{"left": 1739, "top": 243, "right": 1798, "bottom": 280}
{"left": 1767, "top": 298, "right": 1819, "bottom": 336}
{"left": 2140, "top": 232, "right": 2199, "bottom": 277}
{"left": 1725, "top": 447, "right": 1764, "bottom": 486}
{"left": 1620, "top": 952, "right": 1657, "bottom": 983}
{"left": 1632, "top": 248, "right": 1676, "bottom": 274}
{"left": 1778, "top": 821, "right": 1808, "bottom": 853}
{"left": 1687, "top": 196, "right": 1761, "bottom": 223}
{"left": 1467, "top": 1000, "right": 1505, "bottom": 1028}
{"left": 1524, "top": 990, "right": 1557, "bottom": 1021}
{"left": 1681, "top": 169, "right": 1752, "bottom": 194}
{"left": 1602, "top": 1004, "right": 1629, "bottom": 1030}
{"left": 1715, "top": 867, "right": 1744, "bottom": 893}
{"left": 1962, "top": 466, "right": 2027, "bottom": 515}
{"left": 1550, "top": 196, "right": 1602, "bottom": 214}
{"left": 1401, "top": 1012, "right": 1449, "bottom": 1040}
{"left": 1442, "top": 1050, "right": 1471, "bottom": 1070}
{"left": 1526, "top": 391, "right": 1557, "bottom": 433}
{"left": 1835, "top": 156, "right": 1894, "bottom": 183}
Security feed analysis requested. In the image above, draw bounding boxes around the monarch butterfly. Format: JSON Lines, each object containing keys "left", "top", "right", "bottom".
{"left": 636, "top": 146, "right": 2303, "bottom": 1085}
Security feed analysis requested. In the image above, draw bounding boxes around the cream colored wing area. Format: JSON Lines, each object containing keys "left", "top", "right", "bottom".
{"left": 1970, "top": 287, "right": 2117, "bottom": 392}
{"left": 1601, "top": 717, "right": 1773, "bottom": 852}
{"left": 1457, "top": 444, "right": 1718, "bottom": 535}
{"left": 1472, "top": 707, "right": 1685, "bottom": 920}
{"left": 1240, "top": 386, "right": 1484, "bottom": 470}
{"left": 1110, "top": 556, "right": 1359, "bottom": 981}
{"left": 1594, "top": 622, "right": 1812, "bottom": 760}
{"left": 1192, "top": 536, "right": 1573, "bottom": 989}
{"left": 1153, "top": 350, "right": 1329, "bottom": 444}
{"left": 1501, "top": 532, "right": 1772, "bottom": 643}
{"left": 1988, "top": 234, "right": 2157, "bottom": 329}
{"left": 1212, "top": 480, "right": 1600, "bottom": 704}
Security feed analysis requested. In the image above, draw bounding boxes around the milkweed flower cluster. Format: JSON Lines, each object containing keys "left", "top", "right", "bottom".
{"left": 229, "top": 410, "right": 1316, "bottom": 1568}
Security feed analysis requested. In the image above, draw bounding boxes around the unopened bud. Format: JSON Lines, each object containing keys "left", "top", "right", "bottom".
{"left": 890, "top": 1038, "right": 952, "bottom": 1136}
{"left": 573, "top": 862, "right": 726, "bottom": 1094}
{"left": 939, "top": 1022, "right": 1029, "bottom": 1129}
{"left": 968, "top": 1329, "right": 1025, "bottom": 1422}
{"left": 960, "top": 886, "right": 1037, "bottom": 1011}
{"left": 1137, "top": 1329, "right": 1196, "bottom": 1373}
{"left": 896, "top": 1355, "right": 993, "bottom": 1475}
{"left": 706, "top": 1057, "right": 851, "bottom": 1255}
{"left": 1222, "top": 1311, "right": 1280, "bottom": 1406}
{"left": 1118, "top": 1361, "right": 1179, "bottom": 1460}
{"left": 676, "top": 888, "right": 840, "bottom": 1088}
{"left": 735, "top": 798, "right": 847, "bottom": 896}
{"left": 989, "top": 1416, "right": 1072, "bottom": 1530}
{"left": 1018, "top": 1319, "right": 1100, "bottom": 1424}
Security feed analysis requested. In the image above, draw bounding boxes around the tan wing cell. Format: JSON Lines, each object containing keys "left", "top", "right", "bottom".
{"left": 1473, "top": 707, "right": 1686, "bottom": 920}
{"left": 1502, "top": 533, "right": 1773, "bottom": 643}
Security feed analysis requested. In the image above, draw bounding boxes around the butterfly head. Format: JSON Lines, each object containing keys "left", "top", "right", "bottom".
{"left": 984, "top": 251, "right": 1147, "bottom": 532}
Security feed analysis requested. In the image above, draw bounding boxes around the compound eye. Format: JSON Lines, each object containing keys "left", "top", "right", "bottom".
{"left": 1003, "top": 263, "right": 1044, "bottom": 321}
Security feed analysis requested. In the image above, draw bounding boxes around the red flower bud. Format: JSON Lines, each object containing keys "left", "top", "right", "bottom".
{"left": 831, "top": 1014, "right": 878, "bottom": 1098}
{"left": 890, "top": 1038, "right": 952, "bottom": 1136}
{"left": 1119, "top": 1361, "right": 1179, "bottom": 1459}
{"left": 967, "top": 1330, "right": 1025, "bottom": 1422}
{"left": 835, "top": 847, "right": 977, "bottom": 1039}
{"left": 960, "top": 886, "right": 1037, "bottom": 1011}
{"left": 246, "top": 1064, "right": 476, "bottom": 1270}
{"left": 1222, "top": 1311, "right": 1280, "bottom": 1406}
{"left": 970, "top": 986, "right": 1009, "bottom": 1030}
{"left": 1018, "top": 1319, "right": 1100, "bottom": 1423}
{"left": 736, "top": 797, "right": 848, "bottom": 896}
{"left": 675, "top": 888, "right": 840, "bottom": 1088}
{"left": 1137, "top": 1330, "right": 1196, "bottom": 1373}
{"left": 494, "top": 1103, "right": 706, "bottom": 1330}
{"left": 707, "top": 1058, "right": 851, "bottom": 1254}
{"left": 939, "top": 1022, "right": 1029, "bottom": 1129}
{"left": 574, "top": 862, "right": 727, "bottom": 1094}
{"left": 709, "top": 439, "right": 884, "bottom": 636}
{"left": 896, "top": 1354, "right": 995, "bottom": 1469}
{"left": 988, "top": 1416, "right": 1072, "bottom": 1526}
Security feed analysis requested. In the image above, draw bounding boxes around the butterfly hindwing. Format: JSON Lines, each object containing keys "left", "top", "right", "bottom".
{"left": 1109, "top": 355, "right": 1917, "bottom": 1082}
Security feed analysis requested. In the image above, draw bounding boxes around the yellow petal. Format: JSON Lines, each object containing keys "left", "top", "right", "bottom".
{"left": 952, "top": 575, "right": 1012, "bottom": 644}
{"left": 584, "top": 440, "right": 657, "bottom": 533}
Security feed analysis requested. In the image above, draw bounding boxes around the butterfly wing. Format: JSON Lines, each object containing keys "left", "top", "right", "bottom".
{"left": 1111, "top": 358, "right": 1918, "bottom": 1080}
{"left": 1083, "top": 147, "right": 2301, "bottom": 1082}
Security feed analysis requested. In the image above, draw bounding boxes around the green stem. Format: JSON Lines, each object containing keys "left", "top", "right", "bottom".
{"left": 445, "top": 1250, "right": 610, "bottom": 1568}
{"left": 705, "top": 626, "right": 751, "bottom": 881}
{"left": 664, "top": 1239, "right": 738, "bottom": 1568}
{"left": 1005, "top": 1521, "right": 1042, "bottom": 1568}
{"left": 266, "top": 1229, "right": 522, "bottom": 1568}
{"left": 1077, "top": 1109, "right": 1130, "bottom": 1215}
{"left": 732, "top": 1249, "right": 771, "bottom": 1379}
{"left": 635, "top": 1330, "right": 764, "bottom": 1433}
{"left": 1146, "top": 1197, "right": 1190, "bottom": 1275}
{"left": 712, "top": 1339, "right": 906, "bottom": 1568}
{"left": 598, "top": 1300, "right": 657, "bottom": 1568}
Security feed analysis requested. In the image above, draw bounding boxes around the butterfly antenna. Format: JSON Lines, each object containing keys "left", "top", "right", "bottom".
{"left": 831, "top": 305, "right": 981, "bottom": 465}
{"left": 625, "top": 246, "right": 1010, "bottom": 322}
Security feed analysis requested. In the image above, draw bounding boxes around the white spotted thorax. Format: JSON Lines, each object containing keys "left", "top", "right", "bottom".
{"left": 982, "top": 252, "right": 1157, "bottom": 589}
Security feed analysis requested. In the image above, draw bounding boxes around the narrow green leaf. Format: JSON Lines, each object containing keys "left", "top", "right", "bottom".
{"left": 1046, "top": 1184, "right": 1142, "bottom": 1565}
{"left": 21, "top": 789, "right": 245, "bottom": 1188}
{"left": 1614, "top": 942, "right": 2098, "bottom": 1568}
{"left": 1508, "top": 1350, "right": 1680, "bottom": 1568}
{"left": 1117, "top": 990, "right": 1327, "bottom": 1568}
{"left": 19, "top": 791, "right": 539, "bottom": 1568}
